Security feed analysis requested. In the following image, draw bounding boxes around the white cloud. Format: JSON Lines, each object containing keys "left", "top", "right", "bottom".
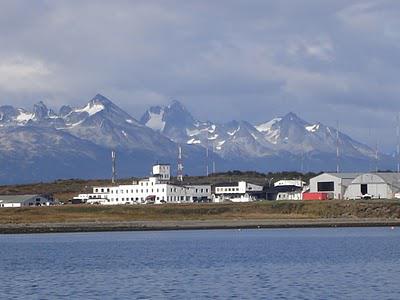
{"left": 0, "top": 56, "right": 52, "bottom": 91}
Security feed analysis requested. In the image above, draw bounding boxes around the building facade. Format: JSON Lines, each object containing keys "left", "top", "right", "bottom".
{"left": 309, "top": 173, "right": 361, "bottom": 199}
{"left": 344, "top": 173, "right": 400, "bottom": 199}
{"left": 74, "top": 164, "right": 211, "bottom": 205}
{"left": 0, "top": 194, "right": 54, "bottom": 208}
{"left": 213, "top": 181, "right": 264, "bottom": 202}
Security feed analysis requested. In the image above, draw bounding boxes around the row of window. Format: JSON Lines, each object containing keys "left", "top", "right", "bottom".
{"left": 94, "top": 187, "right": 209, "bottom": 194}
{"left": 109, "top": 196, "right": 191, "bottom": 202}
{"left": 216, "top": 187, "right": 240, "bottom": 192}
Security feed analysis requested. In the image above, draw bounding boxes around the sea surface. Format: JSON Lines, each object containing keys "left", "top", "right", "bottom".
{"left": 1, "top": 227, "right": 400, "bottom": 299}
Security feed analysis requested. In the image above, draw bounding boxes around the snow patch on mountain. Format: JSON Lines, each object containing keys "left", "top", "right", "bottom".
{"left": 255, "top": 118, "right": 282, "bottom": 132}
{"left": 305, "top": 124, "right": 320, "bottom": 132}
{"left": 144, "top": 109, "right": 165, "bottom": 131}
{"left": 75, "top": 102, "right": 104, "bottom": 116}
{"left": 16, "top": 110, "right": 34, "bottom": 123}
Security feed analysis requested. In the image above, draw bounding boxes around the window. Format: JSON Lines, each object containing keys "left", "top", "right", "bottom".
{"left": 95, "top": 188, "right": 98, "bottom": 193}
{"left": 317, "top": 181, "right": 334, "bottom": 192}
{"left": 101, "top": 188, "right": 104, "bottom": 193}
{"left": 361, "top": 184, "right": 368, "bottom": 195}
{"left": 107, "top": 188, "right": 110, "bottom": 192}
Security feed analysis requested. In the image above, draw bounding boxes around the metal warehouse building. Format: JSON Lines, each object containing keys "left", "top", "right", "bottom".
{"left": 344, "top": 173, "right": 400, "bottom": 199}
{"left": 309, "top": 173, "right": 361, "bottom": 199}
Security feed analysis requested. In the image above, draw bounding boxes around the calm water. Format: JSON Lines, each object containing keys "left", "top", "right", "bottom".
{"left": 1, "top": 228, "right": 400, "bottom": 299}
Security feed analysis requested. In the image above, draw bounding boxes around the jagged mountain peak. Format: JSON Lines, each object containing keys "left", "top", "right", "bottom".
{"left": 90, "top": 93, "right": 113, "bottom": 105}
{"left": 281, "top": 112, "right": 307, "bottom": 124}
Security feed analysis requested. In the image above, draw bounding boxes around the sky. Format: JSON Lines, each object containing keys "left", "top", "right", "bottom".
{"left": 1, "top": 0, "right": 400, "bottom": 151}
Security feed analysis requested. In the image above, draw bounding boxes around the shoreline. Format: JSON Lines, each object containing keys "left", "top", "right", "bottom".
{"left": 1, "top": 218, "right": 400, "bottom": 234}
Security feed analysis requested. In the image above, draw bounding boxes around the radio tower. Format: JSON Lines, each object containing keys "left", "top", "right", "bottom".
{"left": 212, "top": 141, "right": 216, "bottom": 174}
{"left": 396, "top": 113, "right": 400, "bottom": 173}
{"left": 206, "top": 146, "right": 209, "bottom": 176}
{"left": 177, "top": 145, "right": 184, "bottom": 182}
{"left": 336, "top": 121, "right": 340, "bottom": 173}
{"left": 111, "top": 150, "right": 116, "bottom": 184}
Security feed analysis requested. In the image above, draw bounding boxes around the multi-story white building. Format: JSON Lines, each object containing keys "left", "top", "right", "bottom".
{"left": 74, "top": 164, "right": 211, "bottom": 205}
{"left": 213, "top": 181, "right": 264, "bottom": 202}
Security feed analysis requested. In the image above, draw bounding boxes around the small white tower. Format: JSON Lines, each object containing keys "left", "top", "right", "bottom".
{"left": 152, "top": 164, "right": 170, "bottom": 181}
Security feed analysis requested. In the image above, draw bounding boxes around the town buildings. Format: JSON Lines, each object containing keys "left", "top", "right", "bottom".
{"left": 74, "top": 164, "right": 212, "bottom": 205}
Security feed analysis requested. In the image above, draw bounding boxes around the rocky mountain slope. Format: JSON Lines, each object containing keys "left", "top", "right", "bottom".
{"left": 0, "top": 95, "right": 394, "bottom": 184}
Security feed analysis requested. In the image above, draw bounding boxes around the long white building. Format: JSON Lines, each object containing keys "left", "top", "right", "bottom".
{"left": 213, "top": 181, "right": 264, "bottom": 202}
{"left": 0, "top": 194, "right": 54, "bottom": 208}
{"left": 74, "top": 164, "right": 211, "bottom": 205}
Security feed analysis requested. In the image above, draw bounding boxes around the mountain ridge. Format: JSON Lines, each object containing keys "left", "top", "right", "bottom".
{"left": 0, "top": 94, "right": 395, "bottom": 184}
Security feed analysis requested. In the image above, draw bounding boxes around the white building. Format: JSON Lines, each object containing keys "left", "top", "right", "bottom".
{"left": 152, "top": 164, "right": 170, "bottom": 181}
{"left": 274, "top": 180, "right": 306, "bottom": 188}
{"left": 344, "top": 173, "right": 400, "bottom": 199}
{"left": 214, "top": 181, "right": 264, "bottom": 202}
{"left": 0, "top": 194, "right": 54, "bottom": 208}
{"left": 309, "top": 173, "right": 361, "bottom": 199}
{"left": 74, "top": 164, "right": 211, "bottom": 205}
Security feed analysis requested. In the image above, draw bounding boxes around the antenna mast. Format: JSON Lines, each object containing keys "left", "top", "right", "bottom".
{"left": 336, "top": 121, "right": 340, "bottom": 173}
{"left": 177, "top": 145, "right": 184, "bottom": 182}
{"left": 111, "top": 150, "right": 116, "bottom": 184}
{"left": 375, "top": 139, "right": 379, "bottom": 172}
{"left": 212, "top": 140, "right": 216, "bottom": 174}
{"left": 206, "top": 146, "right": 209, "bottom": 176}
{"left": 397, "top": 113, "right": 400, "bottom": 173}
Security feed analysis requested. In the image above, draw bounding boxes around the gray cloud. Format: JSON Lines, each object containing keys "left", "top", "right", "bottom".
{"left": 0, "top": 0, "right": 399, "bottom": 151}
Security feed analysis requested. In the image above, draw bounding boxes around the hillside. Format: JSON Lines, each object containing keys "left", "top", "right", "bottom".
{"left": 0, "top": 171, "right": 318, "bottom": 202}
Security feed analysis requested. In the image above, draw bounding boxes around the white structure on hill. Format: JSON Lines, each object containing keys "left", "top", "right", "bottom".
{"left": 309, "top": 173, "right": 361, "bottom": 199}
{"left": 0, "top": 194, "right": 54, "bottom": 208}
{"left": 274, "top": 180, "right": 306, "bottom": 188}
{"left": 74, "top": 164, "right": 211, "bottom": 205}
{"left": 344, "top": 173, "right": 400, "bottom": 199}
{"left": 213, "top": 181, "right": 264, "bottom": 202}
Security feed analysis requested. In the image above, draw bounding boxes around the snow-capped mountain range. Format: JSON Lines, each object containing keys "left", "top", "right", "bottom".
{"left": 140, "top": 101, "right": 377, "bottom": 160}
{"left": 0, "top": 94, "right": 393, "bottom": 184}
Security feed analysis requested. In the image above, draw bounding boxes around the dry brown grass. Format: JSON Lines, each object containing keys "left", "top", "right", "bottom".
{"left": 1, "top": 200, "right": 400, "bottom": 224}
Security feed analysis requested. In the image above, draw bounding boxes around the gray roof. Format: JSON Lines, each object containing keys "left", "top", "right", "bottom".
{"left": 325, "top": 173, "right": 362, "bottom": 179}
{"left": 0, "top": 194, "right": 39, "bottom": 204}
{"left": 370, "top": 173, "right": 400, "bottom": 191}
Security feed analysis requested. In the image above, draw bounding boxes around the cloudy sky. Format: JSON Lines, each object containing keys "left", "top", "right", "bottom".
{"left": 1, "top": 0, "right": 400, "bottom": 151}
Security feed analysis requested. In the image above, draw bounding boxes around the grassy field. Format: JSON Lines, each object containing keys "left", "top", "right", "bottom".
{"left": 1, "top": 200, "right": 400, "bottom": 224}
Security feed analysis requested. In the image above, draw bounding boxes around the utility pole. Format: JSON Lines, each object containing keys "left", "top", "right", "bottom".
{"left": 177, "top": 145, "right": 183, "bottom": 182}
{"left": 336, "top": 121, "right": 340, "bottom": 173}
{"left": 396, "top": 113, "right": 400, "bottom": 173}
{"left": 111, "top": 150, "right": 116, "bottom": 184}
